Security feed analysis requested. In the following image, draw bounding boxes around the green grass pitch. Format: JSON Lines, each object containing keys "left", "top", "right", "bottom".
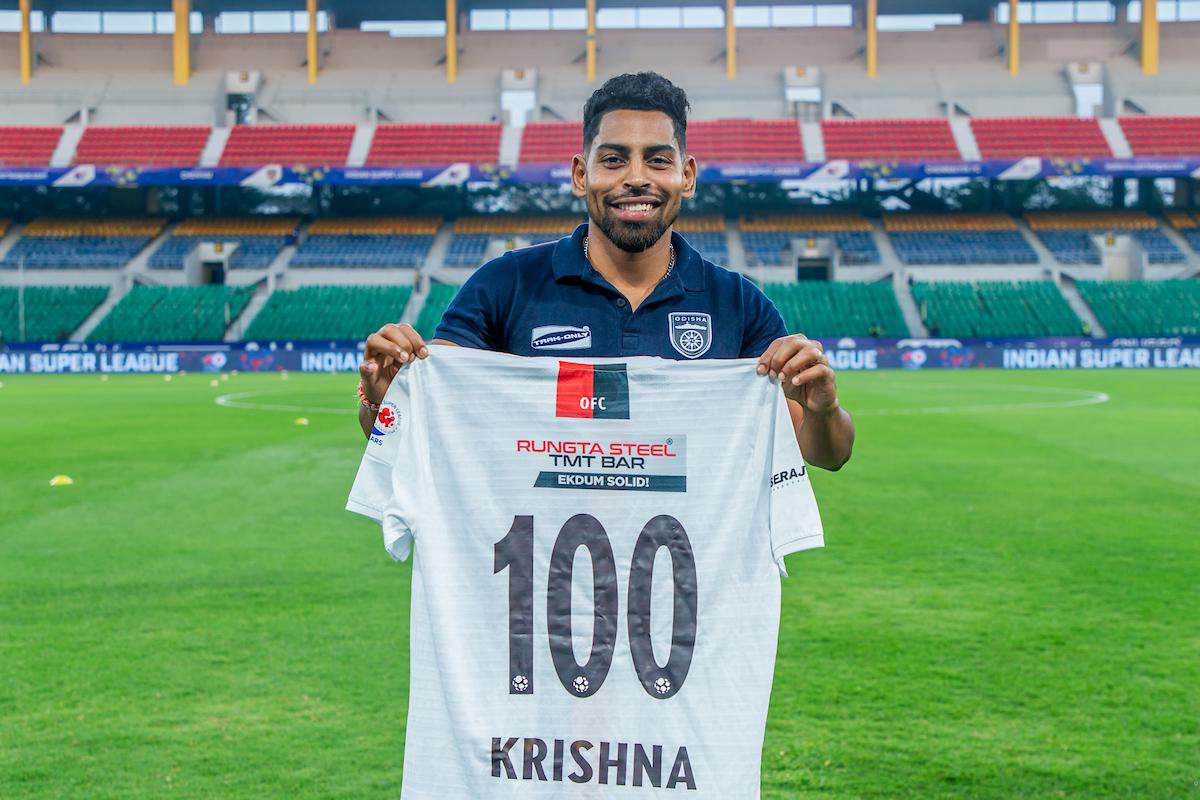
{"left": 1, "top": 368, "right": 1197, "bottom": 799}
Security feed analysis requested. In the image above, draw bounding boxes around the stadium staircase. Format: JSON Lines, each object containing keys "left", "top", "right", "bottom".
{"left": 198, "top": 128, "right": 231, "bottom": 168}
{"left": 0, "top": 221, "right": 23, "bottom": 261}
{"left": 947, "top": 118, "right": 981, "bottom": 161}
{"left": 891, "top": 277, "right": 929, "bottom": 337}
{"left": 498, "top": 125, "right": 523, "bottom": 167}
{"left": 799, "top": 122, "right": 824, "bottom": 161}
{"left": 1097, "top": 119, "right": 1133, "bottom": 158}
{"left": 423, "top": 221, "right": 456, "bottom": 271}
{"left": 49, "top": 126, "right": 83, "bottom": 167}
{"left": 71, "top": 284, "right": 126, "bottom": 343}
{"left": 346, "top": 124, "right": 375, "bottom": 167}
{"left": 1057, "top": 275, "right": 1107, "bottom": 336}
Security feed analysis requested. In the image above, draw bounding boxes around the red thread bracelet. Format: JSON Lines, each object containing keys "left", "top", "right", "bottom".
{"left": 357, "top": 382, "right": 382, "bottom": 414}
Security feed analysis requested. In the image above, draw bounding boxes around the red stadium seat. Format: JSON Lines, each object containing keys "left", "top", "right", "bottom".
{"left": 0, "top": 126, "right": 63, "bottom": 166}
{"left": 518, "top": 119, "right": 804, "bottom": 163}
{"left": 73, "top": 126, "right": 210, "bottom": 167}
{"left": 366, "top": 124, "right": 502, "bottom": 165}
{"left": 219, "top": 124, "right": 355, "bottom": 166}
{"left": 970, "top": 117, "right": 1112, "bottom": 159}
{"left": 1118, "top": 116, "right": 1200, "bottom": 157}
{"left": 821, "top": 119, "right": 961, "bottom": 161}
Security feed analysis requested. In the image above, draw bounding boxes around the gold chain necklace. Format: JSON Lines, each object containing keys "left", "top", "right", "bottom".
{"left": 583, "top": 235, "right": 676, "bottom": 282}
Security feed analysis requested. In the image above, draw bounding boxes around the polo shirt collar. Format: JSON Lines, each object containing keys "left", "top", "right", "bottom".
{"left": 552, "top": 223, "right": 706, "bottom": 292}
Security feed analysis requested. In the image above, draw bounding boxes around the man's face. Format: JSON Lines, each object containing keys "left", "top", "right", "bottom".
{"left": 572, "top": 109, "right": 697, "bottom": 254}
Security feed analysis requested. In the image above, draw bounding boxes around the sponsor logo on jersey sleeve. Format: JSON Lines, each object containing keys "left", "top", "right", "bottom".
{"left": 668, "top": 313, "right": 712, "bottom": 359}
{"left": 532, "top": 325, "right": 592, "bottom": 350}
{"left": 555, "top": 361, "right": 629, "bottom": 419}
{"left": 770, "top": 465, "right": 807, "bottom": 489}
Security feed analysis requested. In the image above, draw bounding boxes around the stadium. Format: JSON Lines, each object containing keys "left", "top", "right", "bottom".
{"left": 1, "top": 0, "right": 1197, "bottom": 797}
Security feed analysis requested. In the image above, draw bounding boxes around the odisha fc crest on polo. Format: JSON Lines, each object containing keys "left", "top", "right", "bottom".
{"left": 668, "top": 313, "right": 713, "bottom": 359}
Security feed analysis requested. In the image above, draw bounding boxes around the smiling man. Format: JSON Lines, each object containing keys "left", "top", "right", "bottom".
{"left": 358, "top": 71, "right": 854, "bottom": 470}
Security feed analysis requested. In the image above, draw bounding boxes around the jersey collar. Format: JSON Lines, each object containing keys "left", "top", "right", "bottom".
{"left": 552, "top": 223, "right": 706, "bottom": 293}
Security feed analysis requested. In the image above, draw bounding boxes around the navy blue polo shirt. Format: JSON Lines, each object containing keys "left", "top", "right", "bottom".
{"left": 435, "top": 224, "right": 787, "bottom": 359}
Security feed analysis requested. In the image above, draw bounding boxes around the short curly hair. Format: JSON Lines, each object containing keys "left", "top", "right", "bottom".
{"left": 582, "top": 72, "right": 690, "bottom": 154}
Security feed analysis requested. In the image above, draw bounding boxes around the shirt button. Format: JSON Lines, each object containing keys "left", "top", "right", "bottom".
{"left": 616, "top": 298, "right": 627, "bottom": 308}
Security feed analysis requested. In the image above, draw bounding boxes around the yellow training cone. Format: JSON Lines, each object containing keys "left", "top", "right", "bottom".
{"left": 163, "top": 374, "right": 172, "bottom": 382}
{"left": 209, "top": 379, "right": 220, "bottom": 387}
{"left": 50, "top": 475, "right": 74, "bottom": 486}
{"left": 295, "top": 417, "right": 310, "bottom": 426}
{"left": 280, "top": 370, "right": 289, "bottom": 381}
{"left": 100, "top": 374, "right": 109, "bottom": 382}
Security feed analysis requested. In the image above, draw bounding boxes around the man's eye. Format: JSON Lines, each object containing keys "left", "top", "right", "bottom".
{"left": 601, "top": 156, "right": 623, "bottom": 166}
{"left": 650, "top": 157, "right": 671, "bottom": 166}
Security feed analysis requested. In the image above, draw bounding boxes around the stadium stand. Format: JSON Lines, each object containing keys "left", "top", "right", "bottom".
{"left": 219, "top": 125, "right": 354, "bottom": 166}
{"left": 739, "top": 214, "right": 880, "bottom": 266}
{"left": 686, "top": 120, "right": 804, "bottom": 162}
{"left": 0, "top": 219, "right": 164, "bottom": 269}
{"left": 415, "top": 282, "right": 461, "bottom": 340}
{"left": 970, "top": 118, "right": 1112, "bottom": 159}
{"left": 1165, "top": 211, "right": 1200, "bottom": 254}
{"left": 0, "top": 285, "right": 108, "bottom": 343}
{"left": 0, "top": 126, "right": 61, "bottom": 166}
{"left": 291, "top": 218, "right": 440, "bottom": 268}
{"left": 1076, "top": 280, "right": 1200, "bottom": 336}
{"left": 150, "top": 218, "right": 298, "bottom": 270}
{"left": 517, "top": 120, "right": 803, "bottom": 163}
{"left": 446, "top": 215, "right": 582, "bottom": 267}
{"left": 912, "top": 281, "right": 1084, "bottom": 338}
{"left": 244, "top": 285, "right": 414, "bottom": 341}
{"left": 1118, "top": 117, "right": 1200, "bottom": 157}
{"left": 675, "top": 215, "right": 729, "bottom": 264}
{"left": 366, "top": 124, "right": 502, "bottom": 164}
{"left": 0, "top": 218, "right": 9, "bottom": 238}
{"left": 73, "top": 126, "right": 210, "bottom": 166}
{"left": 763, "top": 281, "right": 909, "bottom": 338}
{"left": 884, "top": 213, "right": 1038, "bottom": 265}
{"left": 821, "top": 119, "right": 960, "bottom": 161}
{"left": 88, "top": 285, "right": 253, "bottom": 342}
{"left": 519, "top": 122, "right": 582, "bottom": 163}
{"left": 1026, "top": 211, "right": 1185, "bottom": 264}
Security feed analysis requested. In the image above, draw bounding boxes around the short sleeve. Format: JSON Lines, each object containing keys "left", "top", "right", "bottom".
{"left": 740, "top": 277, "right": 789, "bottom": 358}
{"left": 767, "top": 390, "right": 824, "bottom": 576}
{"left": 433, "top": 255, "right": 515, "bottom": 350}
{"left": 346, "top": 366, "right": 426, "bottom": 561}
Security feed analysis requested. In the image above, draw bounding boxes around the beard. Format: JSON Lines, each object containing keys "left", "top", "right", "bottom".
{"left": 590, "top": 195, "right": 679, "bottom": 254}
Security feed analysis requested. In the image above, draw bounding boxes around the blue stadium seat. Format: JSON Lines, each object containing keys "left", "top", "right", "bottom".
{"left": 890, "top": 231, "right": 1038, "bottom": 265}
{"left": 291, "top": 234, "right": 434, "bottom": 268}
{"left": 742, "top": 231, "right": 879, "bottom": 266}
{"left": 0, "top": 236, "right": 151, "bottom": 269}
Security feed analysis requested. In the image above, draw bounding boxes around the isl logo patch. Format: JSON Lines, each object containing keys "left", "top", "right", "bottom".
{"left": 555, "top": 362, "right": 629, "bottom": 419}
{"left": 371, "top": 401, "right": 400, "bottom": 438}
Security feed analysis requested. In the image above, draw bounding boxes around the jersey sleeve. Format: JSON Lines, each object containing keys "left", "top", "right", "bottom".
{"left": 433, "top": 255, "right": 515, "bottom": 349}
{"left": 739, "top": 276, "right": 790, "bottom": 358}
{"left": 767, "top": 390, "right": 824, "bottom": 576}
{"left": 345, "top": 367, "right": 427, "bottom": 561}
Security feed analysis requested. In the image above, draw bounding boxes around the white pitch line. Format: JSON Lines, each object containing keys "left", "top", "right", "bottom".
{"left": 215, "top": 390, "right": 356, "bottom": 415}
{"left": 855, "top": 384, "right": 1110, "bottom": 416}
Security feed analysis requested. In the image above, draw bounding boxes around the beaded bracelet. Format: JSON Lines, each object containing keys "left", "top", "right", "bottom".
{"left": 357, "top": 381, "right": 382, "bottom": 414}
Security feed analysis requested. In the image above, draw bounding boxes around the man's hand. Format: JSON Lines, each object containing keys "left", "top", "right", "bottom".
{"left": 360, "top": 323, "right": 428, "bottom": 404}
{"left": 756, "top": 333, "right": 839, "bottom": 415}
{"left": 757, "top": 334, "right": 854, "bottom": 471}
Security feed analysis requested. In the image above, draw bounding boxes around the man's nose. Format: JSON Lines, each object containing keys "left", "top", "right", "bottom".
{"left": 623, "top": 160, "right": 652, "bottom": 190}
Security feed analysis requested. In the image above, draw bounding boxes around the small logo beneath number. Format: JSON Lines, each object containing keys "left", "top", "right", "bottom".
{"left": 572, "top": 676, "right": 590, "bottom": 694}
{"left": 511, "top": 675, "right": 529, "bottom": 693}
{"left": 654, "top": 677, "right": 672, "bottom": 695}
{"left": 668, "top": 313, "right": 713, "bottom": 359}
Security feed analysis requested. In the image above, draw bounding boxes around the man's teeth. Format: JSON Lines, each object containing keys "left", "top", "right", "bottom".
{"left": 620, "top": 203, "right": 653, "bottom": 212}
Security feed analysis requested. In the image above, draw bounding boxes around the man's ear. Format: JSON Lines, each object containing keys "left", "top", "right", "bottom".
{"left": 570, "top": 153, "right": 587, "bottom": 198}
{"left": 681, "top": 153, "right": 698, "bottom": 199}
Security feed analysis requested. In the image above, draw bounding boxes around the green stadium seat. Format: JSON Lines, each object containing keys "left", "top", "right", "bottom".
{"left": 761, "top": 281, "right": 909, "bottom": 338}
{"left": 415, "top": 283, "right": 462, "bottom": 341}
{"left": 912, "top": 281, "right": 1083, "bottom": 338}
{"left": 1076, "top": 280, "right": 1200, "bottom": 337}
{"left": 87, "top": 285, "right": 254, "bottom": 343}
{"left": 0, "top": 285, "right": 108, "bottom": 343}
{"left": 245, "top": 285, "right": 414, "bottom": 341}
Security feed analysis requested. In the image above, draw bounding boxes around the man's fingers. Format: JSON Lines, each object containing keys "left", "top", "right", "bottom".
{"left": 756, "top": 338, "right": 782, "bottom": 375}
{"left": 778, "top": 348, "right": 826, "bottom": 384}
{"left": 786, "top": 363, "right": 831, "bottom": 388}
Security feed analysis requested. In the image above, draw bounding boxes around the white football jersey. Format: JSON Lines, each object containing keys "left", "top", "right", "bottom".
{"left": 347, "top": 345, "right": 823, "bottom": 799}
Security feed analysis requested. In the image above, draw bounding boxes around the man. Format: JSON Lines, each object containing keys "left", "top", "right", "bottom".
{"left": 358, "top": 71, "right": 853, "bottom": 470}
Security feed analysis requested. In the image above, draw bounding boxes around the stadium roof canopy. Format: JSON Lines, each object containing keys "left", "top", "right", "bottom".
{"left": 0, "top": 0, "right": 1139, "bottom": 26}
